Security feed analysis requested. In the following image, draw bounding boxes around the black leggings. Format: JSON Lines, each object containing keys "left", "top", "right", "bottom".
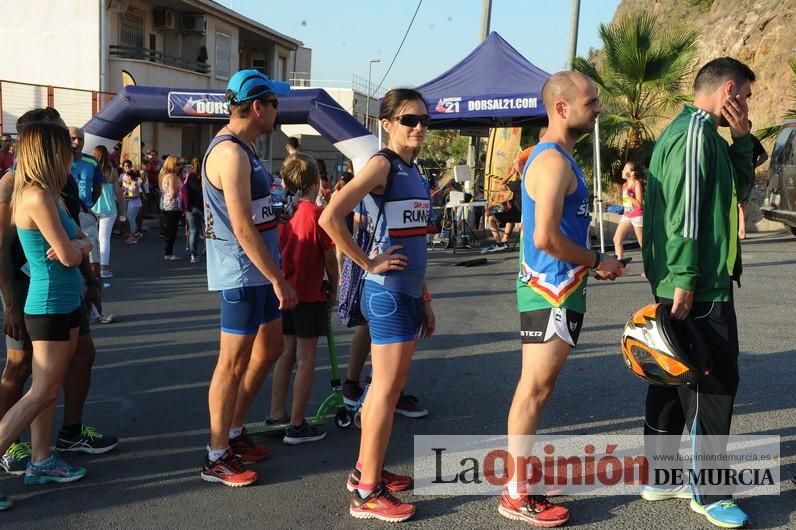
{"left": 162, "top": 211, "right": 182, "bottom": 256}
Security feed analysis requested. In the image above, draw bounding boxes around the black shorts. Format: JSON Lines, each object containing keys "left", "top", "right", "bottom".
{"left": 4, "top": 280, "right": 90, "bottom": 350}
{"left": 495, "top": 209, "right": 521, "bottom": 225}
{"left": 282, "top": 302, "right": 329, "bottom": 338}
{"left": 520, "top": 307, "right": 584, "bottom": 347}
{"left": 24, "top": 308, "right": 83, "bottom": 342}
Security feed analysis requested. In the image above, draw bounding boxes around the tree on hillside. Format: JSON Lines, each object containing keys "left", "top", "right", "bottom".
{"left": 419, "top": 130, "right": 469, "bottom": 166}
{"left": 573, "top": 11, "right": 698, "bottom": 166}
{"left": 757, "top": 59, "right": 796, "bottom": 141}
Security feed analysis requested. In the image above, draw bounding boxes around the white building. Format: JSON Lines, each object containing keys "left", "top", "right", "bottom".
{"left": 0, "top": 0, "right": 309, "bottom": 159}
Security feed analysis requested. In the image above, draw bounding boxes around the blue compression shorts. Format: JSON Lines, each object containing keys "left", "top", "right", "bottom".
{"left": 361, "top": 280, "right": 422, "bottom": 345}
{"left": 219, "top": 285, "right": 281, "bottom": 335}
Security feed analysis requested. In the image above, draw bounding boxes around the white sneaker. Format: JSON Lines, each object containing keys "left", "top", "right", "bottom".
{"left": 486, "top": 243, "right": 507, "bottom": 253}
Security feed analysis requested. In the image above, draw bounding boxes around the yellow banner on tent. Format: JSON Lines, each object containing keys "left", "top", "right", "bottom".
{"left": 484, "top": 127, "right": 522, "bottom": 207}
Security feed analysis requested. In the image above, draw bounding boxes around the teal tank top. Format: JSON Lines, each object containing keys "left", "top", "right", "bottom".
{"left": 17, "top": 203, "right": 82, "bottom": 314}
{"left": 91, "top": 181, "right": 117, "bottom": 217}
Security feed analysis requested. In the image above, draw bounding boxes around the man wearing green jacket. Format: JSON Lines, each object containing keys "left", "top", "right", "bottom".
{"left": 641, "top": 57, "right": 755, "bottom": 529}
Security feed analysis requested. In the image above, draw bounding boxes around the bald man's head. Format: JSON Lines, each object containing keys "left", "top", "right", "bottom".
{"left": 542, "top": 71, "right": 592, "bottom": 112}
{"left": 69, "top": 126, "right": 84, "bottom": 157}
{"left": 541, "top": 71, "right": 600, "bottom": 136}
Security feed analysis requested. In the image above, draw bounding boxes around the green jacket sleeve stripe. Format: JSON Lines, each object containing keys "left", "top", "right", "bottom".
{"left": 684, "top": 111, "right": 707, "bottom": 239}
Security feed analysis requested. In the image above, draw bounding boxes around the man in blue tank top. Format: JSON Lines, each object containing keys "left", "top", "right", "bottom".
{"left": 200, "top": 69, "right": 298, "bottom": 487}
{"left": 499, "top": 72, "right": 623, "bottom": 527}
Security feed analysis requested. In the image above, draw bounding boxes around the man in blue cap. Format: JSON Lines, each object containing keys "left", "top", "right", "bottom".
{"left": 200, "top": 69, "right": 298, "bottom": 487}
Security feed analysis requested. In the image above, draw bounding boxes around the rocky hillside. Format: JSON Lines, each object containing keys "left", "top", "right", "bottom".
{"left": 611, "top": 0, "right": 794, "bottom": 134}
{"left": 610, "top": 0, "right": 795, "bottom": 229}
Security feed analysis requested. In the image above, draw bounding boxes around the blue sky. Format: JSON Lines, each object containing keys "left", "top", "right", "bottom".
{"left": 218, "top": 0, "right": 622, "bottom": 89}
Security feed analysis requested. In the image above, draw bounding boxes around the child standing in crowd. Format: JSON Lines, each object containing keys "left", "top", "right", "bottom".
{"left": 121, "top": 166, "right": 143, "bottom": 243}
{"left": 269, "top": 153, "right": 338, "bottom": 445}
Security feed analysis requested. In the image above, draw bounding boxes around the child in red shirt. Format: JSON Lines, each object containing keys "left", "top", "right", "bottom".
{"left": 269, "top": 153, "right": 338, "bottom": 444}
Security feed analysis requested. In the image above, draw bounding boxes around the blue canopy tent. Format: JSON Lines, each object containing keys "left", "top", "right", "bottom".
{"left": 410, "top": 33, "right": 608, "bottom": 250}
{"left": 414, "top": 31, "right": 550, "bottom": 129}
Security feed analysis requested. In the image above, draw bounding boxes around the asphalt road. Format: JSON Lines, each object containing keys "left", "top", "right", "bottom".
{"left": 0, "top": 227, "right": 794, "bottom": 529}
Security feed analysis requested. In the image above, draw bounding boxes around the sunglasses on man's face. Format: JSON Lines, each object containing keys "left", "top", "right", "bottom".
{"left": 260, "top": 98, "right": 279, "bottom": 110}
{"left": 394, "top": 114, "right": 431, "bottom": 128}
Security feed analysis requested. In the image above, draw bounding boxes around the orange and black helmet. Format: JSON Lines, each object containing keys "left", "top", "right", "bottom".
{"left": 621, "top": 304, "right": 712, "bottom": 386}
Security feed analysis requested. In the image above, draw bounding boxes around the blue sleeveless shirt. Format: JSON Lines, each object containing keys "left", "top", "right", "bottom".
{"left": 17, "top": 204, "right": 82, "bottom": 314}
{"left": 202, "top": 134, "right": 280, "bottom": 291}
{"left": 364, "top": 151, "right": 431, "bottom": 298}
{"left": 517, "top": 142, "right": 591, "bottom": 313}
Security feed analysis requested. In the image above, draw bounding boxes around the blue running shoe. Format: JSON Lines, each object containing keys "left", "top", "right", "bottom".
{"left": 640, "top": 483, "right": 692, "bottom": 501}
{"left": 690, "top": 499, "right": 749, "bottom": 528}
{"left": 0, "top": 442, "right": 31, "bottom": 476}
{"left": 24, "top": 454, "right": 87, "bottom": 485}
{"left": 0, "top": 486, "right": 12, "bottom": 511}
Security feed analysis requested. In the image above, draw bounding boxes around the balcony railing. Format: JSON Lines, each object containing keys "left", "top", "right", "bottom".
{"left": 109, "top": 45, "right": 210, "bottom": 75}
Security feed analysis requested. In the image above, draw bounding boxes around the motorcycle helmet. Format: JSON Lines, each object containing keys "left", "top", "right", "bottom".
{"left": 621, "top": 303, "right": 712, "bottom": 386}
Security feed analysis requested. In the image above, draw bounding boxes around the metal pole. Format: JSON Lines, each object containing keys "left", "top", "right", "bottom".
{"left": 594, "top": 118, "right": 605, "bottom": 252}
{"left": 566, "top": 0, "right": 581, "bottom": 69}
{"left": 366, "top": 59, "right": 380, "bottom": 133}
{"left": 480, "top": 0, "right": 492, "bottom": 41}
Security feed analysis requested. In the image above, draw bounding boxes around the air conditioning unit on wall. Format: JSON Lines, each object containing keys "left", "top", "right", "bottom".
{"left": 153, "top": 8, "right": 176, "bottom": 30}
{"left": 181, "top": 14, "right": 207, "bottom": 33}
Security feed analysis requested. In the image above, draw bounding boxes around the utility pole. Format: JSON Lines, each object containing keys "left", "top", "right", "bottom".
{"left": 468, "top": 0, "right": 492, "bottom": 183}
{"left": 480, "top": 0, "right": 492, "bottom": 41}
{"left": 566, "top": 0, "right": 581, "bottom": 69}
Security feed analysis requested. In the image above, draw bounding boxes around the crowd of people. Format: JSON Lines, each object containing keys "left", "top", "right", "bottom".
{"left": 0, "top": 55, "right": 762, "bottom": 529}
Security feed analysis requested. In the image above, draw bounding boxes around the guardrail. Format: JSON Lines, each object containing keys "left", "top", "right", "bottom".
{"left": 109, "top": 44, "right": 211, "bottom": 75}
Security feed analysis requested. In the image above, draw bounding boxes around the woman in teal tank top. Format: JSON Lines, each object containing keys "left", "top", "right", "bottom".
{"left": 90, "top": 145, "right": 120, "bottom": 278}
{"left": 0, "top": 120, "right": 91, "bottom": 493}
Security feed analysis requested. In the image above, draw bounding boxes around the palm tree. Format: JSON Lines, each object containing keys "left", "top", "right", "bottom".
{"left": 574, "top": 12, "right": 698, "bottom": 164}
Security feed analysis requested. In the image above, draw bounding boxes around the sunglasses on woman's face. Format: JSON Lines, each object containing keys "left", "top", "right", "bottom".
{"left": 394, "top": 114, "right": 431, "bottom": 128}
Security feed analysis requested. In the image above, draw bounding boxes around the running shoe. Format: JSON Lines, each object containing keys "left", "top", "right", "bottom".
{"left": 498, "top": 491, "right": 570, "bottom": 527}
{"left": 230, "top": 428, "right": 268, "bottom": 463}
{"left": 395, "top": 393, "right": 428, "bottom": 418}
{"left": 200, "top": 449, "right": 257, "bottom": 487}
{"left": 56, "top": 425, "right": 119, "bottom": 454}
{"left": 0, "top": 486, "right": 11, "bottom": 511}
{"left": 283, "top": 421, "right": 327, "bottom": 445}
{"left": 481, "top": 243, "right": 507, "bottom": 254}
{"left": 349, "top": 482, "right": 415, "bottom": 522}
{"left": 98, "top": 313, "right": 116, "bottom": 324}
{"left": 0, "top": 442, "right": 31, "bottom": 476}
{"left": 190, "top": 255, "right": 200, "bottom": 264}
{"left": 690, "top": 499, "right": 749, "bottom": 528}
{"left": 346, "top": 467, "right": 412, "bottom": 493}
{"left": 164, "top": 254, "right": 181, "bottom": 261}
{"left": 342, "top": 381, "right": 364, "bottom": 408}
{"left": 641, "top": 483, "right": 692, "bottom": 501}
{"left": 24, "top": 454, "right": 86, "bottom": 485}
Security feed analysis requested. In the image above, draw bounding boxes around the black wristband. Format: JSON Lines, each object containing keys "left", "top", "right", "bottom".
{"left": 591, "top": 251, "right": 602, "bottom": 270}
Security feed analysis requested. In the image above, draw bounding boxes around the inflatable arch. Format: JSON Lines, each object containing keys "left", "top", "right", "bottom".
{"left": 82, "top": 86, "right": 380, "bottom": 173}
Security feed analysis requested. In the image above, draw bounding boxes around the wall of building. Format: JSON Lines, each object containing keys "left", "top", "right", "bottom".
{"left": 0, "top": 0, "right": 101, "bottom": 90}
